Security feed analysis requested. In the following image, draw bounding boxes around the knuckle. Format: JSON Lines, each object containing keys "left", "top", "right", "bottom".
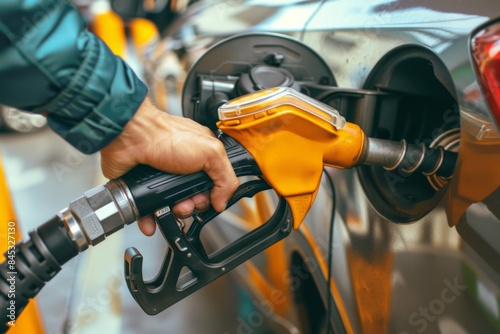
{"left": 209, "top": 139, "right": 226, "bottom": 155}
{"left": 229, "top": 179, "right": 240, "bottom": 193}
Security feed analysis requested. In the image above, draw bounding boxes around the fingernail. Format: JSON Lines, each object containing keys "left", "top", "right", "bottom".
{"left": 221, "top": 202, "right": 227, "bottom": 212}
{"left": 178, "top": 210, "right": 193, "bottom": 219}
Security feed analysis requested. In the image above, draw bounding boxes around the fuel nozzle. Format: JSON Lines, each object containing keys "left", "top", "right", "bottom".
{"left": 217, "top": 87, "right": 458, "bottom": 228}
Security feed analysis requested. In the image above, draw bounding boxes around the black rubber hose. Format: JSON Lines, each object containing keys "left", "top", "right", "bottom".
{"left": 0, "top": 216, "right": 78, "bottom": 332}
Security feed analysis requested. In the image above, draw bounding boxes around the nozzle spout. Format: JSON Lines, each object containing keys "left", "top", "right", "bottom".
{"left": 358, "top": 137, "right": 457, "bottom": 178}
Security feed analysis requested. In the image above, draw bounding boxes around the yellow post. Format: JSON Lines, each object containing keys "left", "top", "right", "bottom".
{"left": 89, "top": 1, "right": 127, "bottom": 58}
{"left": 128, "top": 18, "right": 159, "bottom": 53}
{"left": 0, "top": 153, "right": 45, "bottom": 332}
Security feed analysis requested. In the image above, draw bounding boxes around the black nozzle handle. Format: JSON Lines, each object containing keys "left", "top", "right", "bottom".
{"left": 0, "top": 216, "right": 78, "bottom": 332}
{"left": 124, "top": 180, "right": 292, "bottom": 315}
{"left": 119, "top": 134, "right": 261, "bottom": 218}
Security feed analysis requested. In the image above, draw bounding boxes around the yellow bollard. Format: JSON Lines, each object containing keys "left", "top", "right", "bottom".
{"left": 89, "top": 1, "right": 127, "bottom": 57}
{"left": 129, "top": 18, "right": 159, "bottom": 52}
{"left": 0, "top": 153, "right": 45, "bottom": 333}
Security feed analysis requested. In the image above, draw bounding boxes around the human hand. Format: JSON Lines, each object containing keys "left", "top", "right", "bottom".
{"left": 100, "top": 97, "right": 239, "bottom": 236}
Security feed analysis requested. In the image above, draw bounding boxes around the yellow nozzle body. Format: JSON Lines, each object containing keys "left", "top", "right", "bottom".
{"left": 217, "top": 87, "right": 365, "bottom": 229}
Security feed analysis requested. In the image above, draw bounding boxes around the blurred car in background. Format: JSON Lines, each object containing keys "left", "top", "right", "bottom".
{"left": 138, "top": 1, "right": 500, "bottom": 333}
{"left": 0, "top": 106, "right": 47, "bottom": 133}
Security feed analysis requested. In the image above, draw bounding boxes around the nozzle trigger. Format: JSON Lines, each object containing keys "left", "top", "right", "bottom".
{"left": 124, "top": 180, "right": 292, "bottom": 315}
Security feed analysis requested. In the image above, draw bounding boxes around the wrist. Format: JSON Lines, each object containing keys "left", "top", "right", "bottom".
{"left": 122, "top": 97, "right": 160, "bottom": 139}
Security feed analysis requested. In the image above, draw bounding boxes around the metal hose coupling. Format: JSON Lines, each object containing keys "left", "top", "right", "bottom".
{"left": 358, "top": 137, "right": 458, "bottom": 178}
{"left": 59, "top": 179, "right": 139, "bottom": 252}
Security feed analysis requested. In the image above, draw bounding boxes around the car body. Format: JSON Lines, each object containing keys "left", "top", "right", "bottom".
{"left": 143, "top": 1, "right": 500, "bottom": 333}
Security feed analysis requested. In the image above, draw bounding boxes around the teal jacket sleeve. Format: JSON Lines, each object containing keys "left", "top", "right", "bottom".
{"left": 0, "top": 0, "right": 148, "bottom": 153}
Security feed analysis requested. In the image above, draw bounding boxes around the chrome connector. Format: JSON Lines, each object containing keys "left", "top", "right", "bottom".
{"left": 63, "top": 181, "right": 138, "bottom": 248}
{"left": 59, "top": 207, "right": 88, "bottom": 252}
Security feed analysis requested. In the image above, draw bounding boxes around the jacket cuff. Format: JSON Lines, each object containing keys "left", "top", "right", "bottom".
{"left": 36, "top": 34, "right": 148, "bottom": 154}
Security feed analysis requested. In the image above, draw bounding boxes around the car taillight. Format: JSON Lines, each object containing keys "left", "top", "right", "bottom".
{"left": 471, "top": 19, "right": 500, "bottom": 129}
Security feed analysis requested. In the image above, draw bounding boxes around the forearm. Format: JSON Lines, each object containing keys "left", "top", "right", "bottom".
{"left": 0, "top": 0, "right": 147, "bottom": 153}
